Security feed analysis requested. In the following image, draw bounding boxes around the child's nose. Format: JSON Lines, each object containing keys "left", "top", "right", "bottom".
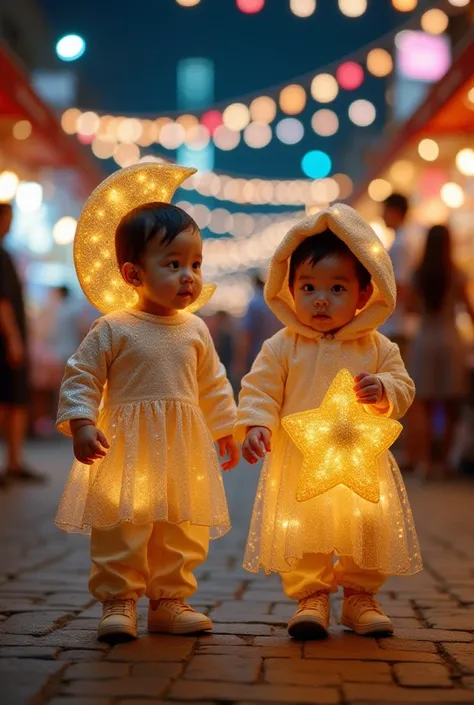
{"left": 180, "top": 269, "right": 194, "bottom": 282}
{"left": 313, "top": 293, "right": 328, "bottom": 306}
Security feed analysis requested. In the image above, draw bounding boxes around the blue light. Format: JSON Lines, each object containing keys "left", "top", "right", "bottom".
{"left": 301, "top": 150, "right": 332, "bottom": 179}
{"left": 56, "top": 35, "right": 86, "bottom": 62}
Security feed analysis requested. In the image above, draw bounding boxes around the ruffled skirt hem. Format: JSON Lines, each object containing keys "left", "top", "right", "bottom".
{"left": 243, "top": 431, "right": 423, "bottom": 577}
{"left": 55, "top": 399, "right": 231, "bottom": 537}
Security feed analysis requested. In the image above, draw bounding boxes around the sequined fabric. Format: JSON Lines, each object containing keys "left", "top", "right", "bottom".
{"left": 56, "top": 310, "right": 236, "bottom": 537}
{"left": 236, "top": 204, "right": 422, "bottom": 576}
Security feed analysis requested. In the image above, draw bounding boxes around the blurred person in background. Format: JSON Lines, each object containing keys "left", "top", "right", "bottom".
{"left": 233, "top": 272, "right": 282, "bottom": 383}
{"left": 380, "top": 193, "right": 416, "bottom": 470}
{"left": 30, "top": 286, "right": 84, "bottom": 436}
{"left": 212, "top": 310, "right": 236, "bottom": 391}
{"left": 380, "top": 193, "right": 412, "bottom": 357}
{"left": 0, "top": 203, "right": 45, "bottom": 486}
{"left": 409, "top": 224, "right": 474, "bottom": 480}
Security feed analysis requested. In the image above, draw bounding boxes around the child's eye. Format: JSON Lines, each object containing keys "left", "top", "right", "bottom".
{"left": 192, "top": 261, "right": 202, "bottom": 270}
{"left": 302, "top": 284, "right": 314, "bottom": 292}
{"left": 168, "top": 261, "right": 180, "bottom": 269}
{"left": 332, "top": 284, "right": 346, "bottom": 293}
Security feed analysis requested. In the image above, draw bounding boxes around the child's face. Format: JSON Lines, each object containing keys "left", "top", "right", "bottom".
{"left": 292, "top": 253, "right": 372, "bottom": 334}
{"left": 129, "top": 226, "right": 203, "bottom": 315}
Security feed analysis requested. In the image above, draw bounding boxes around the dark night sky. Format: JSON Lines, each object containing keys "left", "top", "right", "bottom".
{"left": 38, "top": 0, "right": 416, "bottom": 181}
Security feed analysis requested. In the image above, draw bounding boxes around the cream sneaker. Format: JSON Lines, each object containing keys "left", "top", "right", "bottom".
{"left": 341, "top": 592, "right": 394, "bottom": 636}
{"left": 148, "top": 599, "right": 212, "bottom": 635}
{"left": 97, "top": 598, "right": 137, "bottom": 642}
{"left": 287, "top": 592, "right": 330, "bottom": 640}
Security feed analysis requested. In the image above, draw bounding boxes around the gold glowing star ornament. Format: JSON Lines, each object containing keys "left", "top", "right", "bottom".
{"left": 73, "top": 162, "right": 215, "bottom": 314}
{"left": 282, "top": 369, "right": 402, "bottom": 504}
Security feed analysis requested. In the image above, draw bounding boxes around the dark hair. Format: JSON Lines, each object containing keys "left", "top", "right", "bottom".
{"left": 0, "top": 202, "right": 13, "bottom": 217}
{"left": 289, "top": 229, "right": 371, "bottom": 290}
{"left": 57, "top": 285, "right": 70, "bottom": 298}
{"left": 414, "top": 224, "right": 453, "bottom": 313}
{"left": 383, "top": 193, "right": 409, "bottom": 216}
{"left": 115, "top": 202, "right": 199, "bottom": 269}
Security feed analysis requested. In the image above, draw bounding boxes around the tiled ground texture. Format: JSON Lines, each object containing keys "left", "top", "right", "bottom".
{"left": 1, "top": 440, "right": 474, "bottom": 705}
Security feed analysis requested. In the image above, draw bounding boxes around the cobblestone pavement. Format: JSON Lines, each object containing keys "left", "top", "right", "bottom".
{"left": 1, "top": 440, "right": 474, "bottom": 705}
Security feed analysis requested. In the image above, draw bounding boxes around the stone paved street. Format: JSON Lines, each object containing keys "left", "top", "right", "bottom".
{"left": 1, "top": 439, "right": 474, "bottom": 704}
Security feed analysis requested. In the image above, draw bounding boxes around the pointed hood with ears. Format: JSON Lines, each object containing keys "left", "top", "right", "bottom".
{"left": 264, "top": 203, "right": 396, "bottom": 341}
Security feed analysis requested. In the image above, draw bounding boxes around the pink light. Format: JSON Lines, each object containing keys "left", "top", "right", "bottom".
{"left": 77, "top": 133, "right": 94, "bottom": 145}
{"left": 396, "top": 31, "right": 451, "bottom": 82}
{"left": 201, "top": 110, "right": 223, "bottom": 136}
{"left": 419, "top": 168, "right": 448, "bottom": 199}
{"left": 236, "top": 0, "right": 265, "bottom": 13}
{"left": 336, "top": 62, "right": 364, "bottom": 91}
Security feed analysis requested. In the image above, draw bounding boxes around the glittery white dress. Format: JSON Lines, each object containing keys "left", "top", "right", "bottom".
{"left": 235, "top": 205, "right": 423, "bottom": 577}
{"left": 56, "top": 310, "right": 236, "bottom": 537}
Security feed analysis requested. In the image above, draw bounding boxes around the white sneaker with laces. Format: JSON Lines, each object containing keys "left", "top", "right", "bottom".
{"left": 341, "top": 592, "right": 394, "bottom": 636}
{"left": 287, "top": 592, "right": 330, "bottom": 640}
{"left": 148, "top": 599, "right": 212, "bottom": 635}
{"left": 97, "top": 598, "right": 137, "bottom": 642}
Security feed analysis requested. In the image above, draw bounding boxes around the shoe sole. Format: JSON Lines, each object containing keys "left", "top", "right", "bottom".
{"left": 288, "top": 616, "right": 329, "bottom": 640}
{"left": 97, "top": 623, "right": 138, "bottom": 643}
{"left": 148, "top": 618, "right": 213, "bottom": 635}
{"left": 341, "top": 617, "right": 394, "bottom": 636}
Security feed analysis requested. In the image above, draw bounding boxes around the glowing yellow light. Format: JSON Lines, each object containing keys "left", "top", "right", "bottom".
{"left": 223, "top": 103, "right": 250, "bottom": 131}
{"left": 176, "top": 114, "right": 199, "bottom": 131}
{"left": 92, "top": 137, "right": 117, "bottom": 160}
{"left": 282, "top": 369, "right": 402, "bottom": 503}
{"left": 311, "top": 109, "right": 339, "bottom": 136}
{"left": 310, "top": 74, "right": 339, "bottom": 103}
{"left": 0, "top": 171, "right": 19, "bottom": 201}
{"left": 249, "top": 96, "right": 277, "bottom": 124}
{"left": 279, "top": 84, "right": 307, "bottom": 115}
{"left": 74, "top": 163, "right": 217, "bottom": 315}
{"left": 61, "top": 108, "right": 81, "bottom": 134}
{"left": 159, "top": 122, "right": 185, "bottom": 149}
{"left": 418, "top": 138, "right": 439, "bottom": 161}
{"left": 113, "top": 143, "right": 140, "bottom": 167}
{"left": 368, "top": 179, "right": 392, "bottom": 202}
{"left": 117, "top": 118, "right": 142, "bottom": 144}
{"left": 12, "top": 120, "right": 32, "bottom": 140}
{"left": 456, "top": 148, "right": 474, "bottom": 176}
{"left": 176, "top": 0, "right": 200, "bottom": 5}
{"left": 421, "top": 9, "right": 448, "bottom": 35}
{"left": 290, "top": 0, "right": 316, "bottom": 17}
{"left": 448, "top": 0, "right": 469, "bottom": 5}
{"left": 390, "top": 160, "right": 416, "bottom": 187}
{"left": 77, "top": 111, "right": 100, "bottom": 136}
{"left": 338, "top": 0, "right": 367, "bottom": 18}
{"left": 366, "top": 49, "right": 393, "bottom": 77}
{"left": 53, "top": 216, "right": 77, "bottom": 245}
{"left": 392, "top": 0, "right": 417, "bottom": 10}
{"left": 440, "top": 182, "right": 464, "bottom": 209}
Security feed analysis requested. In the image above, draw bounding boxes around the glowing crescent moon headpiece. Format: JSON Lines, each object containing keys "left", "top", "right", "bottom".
{"left": 73, "top": 162, "right": 215, "bottom": 314}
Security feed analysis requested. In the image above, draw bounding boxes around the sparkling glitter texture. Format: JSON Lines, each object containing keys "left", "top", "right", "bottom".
{"left": 236, "top": 203, "right": 421, "bottom": 576}
{"left": 282, "top": 369, "right": 402, "bottom": 503}
{"left": 56, "top": 310, "right": 236, "bottom": 536}
{"left": 74, "top": 162, "right": 215, "bottom": 314}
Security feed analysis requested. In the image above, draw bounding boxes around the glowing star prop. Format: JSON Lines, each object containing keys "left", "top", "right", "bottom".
{"left": 74, "top": 162, "right": 215, "bottom": 314}
{"left": 282, "top": 369, "right": 402, "bottom": 504}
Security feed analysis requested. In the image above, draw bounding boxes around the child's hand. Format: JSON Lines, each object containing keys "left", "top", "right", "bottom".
{"left": 72, "top": 422, "right": 110, "bottom": 465}
{"left": 354, "top": 372, "right": 383, "bottom": 405}
{"left": 217, "top": 435, "right": 240, "bottom": 471}
{"left": 243, "top": 426, "right": 272, "bottom": 465}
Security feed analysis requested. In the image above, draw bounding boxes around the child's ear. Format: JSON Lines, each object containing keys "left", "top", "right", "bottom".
{"left": 358, "top": 282, "right": 373, "bottom": 309}
{"left": 121, "top": 262, "right": 142, "bottom": 288}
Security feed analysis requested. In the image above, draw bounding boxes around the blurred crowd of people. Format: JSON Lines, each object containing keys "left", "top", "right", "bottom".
{"left": 1, "top": 195, "right": 473, "bottom": 487}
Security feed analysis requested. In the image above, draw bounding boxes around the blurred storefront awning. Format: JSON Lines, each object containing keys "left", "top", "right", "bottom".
{"left": 0, "top": 43, "right": 102, "bottom": 197}
{"left": 352, "top": 31, "right": 474, "bottom": 206}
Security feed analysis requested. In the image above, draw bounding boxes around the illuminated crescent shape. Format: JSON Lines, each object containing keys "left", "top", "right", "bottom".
{"left": 73, "top": 162, "right": 215, "bottom": 314}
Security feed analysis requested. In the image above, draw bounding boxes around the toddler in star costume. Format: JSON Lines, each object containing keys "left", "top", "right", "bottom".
{"left": 56, "top": 167, "right": 239, "bottom": 643}
{"left": 236, "top": 204, "right": 422, "bottom": 640}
